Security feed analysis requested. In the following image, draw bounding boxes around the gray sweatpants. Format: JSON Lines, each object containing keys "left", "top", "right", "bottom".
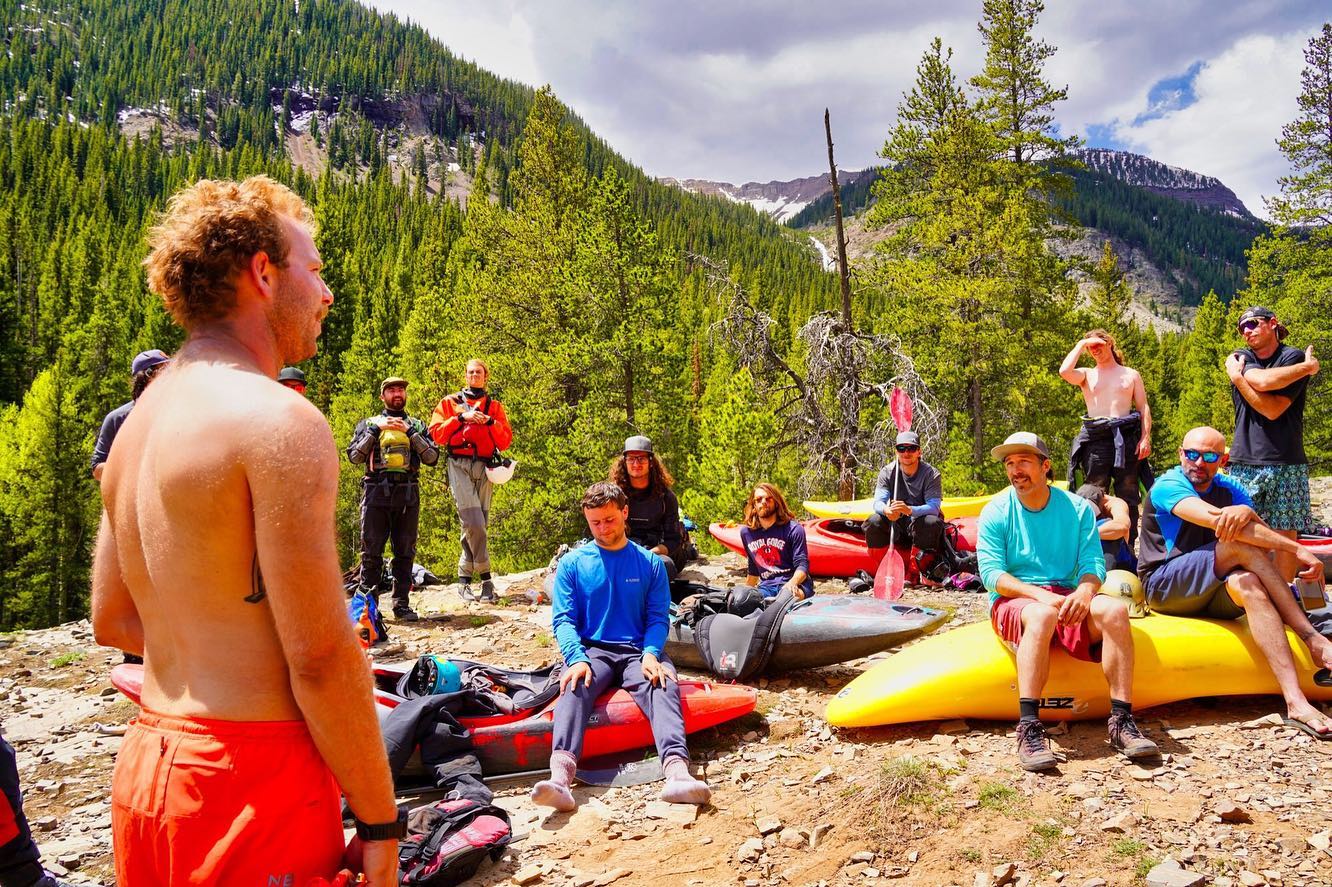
{"left": 448, "top": 456, "right": 493, "bottom": 576}
{"left": 551, "top": 643, "right": 688, "bottom": 762}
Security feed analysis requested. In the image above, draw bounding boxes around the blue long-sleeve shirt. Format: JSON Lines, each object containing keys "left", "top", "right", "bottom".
{"left": 871, "top": 461, "right": 943, "bottom": 518}
{"left": 977, "top": 486, "right": 1105, "bottom": 609}
{"left": 552, "top": 541, "right": 670, "bottom": 666}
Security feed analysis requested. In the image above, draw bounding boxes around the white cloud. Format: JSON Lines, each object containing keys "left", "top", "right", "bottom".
{"left": 1102, "top": 33, "right": 1307, "bottom": 219}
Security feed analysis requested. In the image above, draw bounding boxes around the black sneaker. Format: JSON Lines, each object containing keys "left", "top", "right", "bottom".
{"left": 1108, "top": 710, "right": 1159, "bottom": 760}
{"left": 1016, "top": 719, "right": 1058, "bottom": 772}
{"left": 480, "top": 579, "right": 498, "bottom": 602}
{"left": 392, "top": 606, "right": 420, "bottom": 622}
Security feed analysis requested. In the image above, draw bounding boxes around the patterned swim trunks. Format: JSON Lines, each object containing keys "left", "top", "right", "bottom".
{"left": 1226, "top": 462, "right": 1311, "bottom": 533}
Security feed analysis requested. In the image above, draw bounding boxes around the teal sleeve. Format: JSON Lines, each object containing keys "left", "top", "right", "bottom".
{"left": 1076, "top": 502, "right": 1107, "bottom": 583}
{"left": 977, "top": 502, "right": 1009, "bottom": 593}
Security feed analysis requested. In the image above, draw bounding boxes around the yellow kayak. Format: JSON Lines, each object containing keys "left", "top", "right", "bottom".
{"left": 804, "top": 483, "right": 1067, "bottom": 521}
{"left": 826, "top": 614, "right": 1332, "bottom": 727}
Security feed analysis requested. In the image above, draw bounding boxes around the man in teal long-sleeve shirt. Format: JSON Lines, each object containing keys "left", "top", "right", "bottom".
{"left": 978, "top": 432, "right": 1157, "bottom": 772}
{"left": 532, "top": 481, "right": 711, "bottom": 812}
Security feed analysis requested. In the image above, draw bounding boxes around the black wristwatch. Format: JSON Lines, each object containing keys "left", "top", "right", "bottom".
{"left": 354, "top": 807, "right": 408, "bottom": 841}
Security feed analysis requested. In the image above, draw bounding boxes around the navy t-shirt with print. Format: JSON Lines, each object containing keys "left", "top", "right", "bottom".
{"left": 739, "top": 520, "right": 814, "bottom": 597}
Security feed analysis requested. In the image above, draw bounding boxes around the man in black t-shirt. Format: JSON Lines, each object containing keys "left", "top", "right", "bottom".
{"left": 609, "top": 436, "right": 693, "bottom": 579}
{"left": 1224, "top": 306, "right": 1320, "bottom": 581}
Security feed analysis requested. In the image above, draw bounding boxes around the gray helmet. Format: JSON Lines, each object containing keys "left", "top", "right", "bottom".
{"left": 623, "top": 435, "right": 654, "bottom": 454}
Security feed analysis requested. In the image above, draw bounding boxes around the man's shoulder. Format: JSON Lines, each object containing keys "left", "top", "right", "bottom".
{"left": 101, "top": 400, "right": 135, "bottom": 427}
{"left": 1051, "top": 487, "right": 1092, "bottom": 518}
{"left": 979, "top": 488, "right": 1013, "bottom": 522}
{"left": 920, "top": 461, "right": 942, "bottom": 480}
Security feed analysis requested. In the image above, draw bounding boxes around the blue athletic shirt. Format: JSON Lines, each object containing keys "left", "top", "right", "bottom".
{"left": 1137, "top": 466, "right": 1253, "bottom": 578}
{"left": 977, "top": 486, "right": 1105, "bottom": 610}
{"left": 739, "top": 520, "right": 814, "bottom": 597}
{"left": 552, "top": 541, "right": 670, "bottom": 666}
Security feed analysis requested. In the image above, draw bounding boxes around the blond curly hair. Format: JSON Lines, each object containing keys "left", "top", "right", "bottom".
{"left": 143, "top": 176, "right": 314, "bottom": 329}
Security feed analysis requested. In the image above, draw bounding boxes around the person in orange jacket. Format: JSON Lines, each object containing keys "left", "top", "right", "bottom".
{"left": 429, "top": 359, "right": 513, "bottom": 601}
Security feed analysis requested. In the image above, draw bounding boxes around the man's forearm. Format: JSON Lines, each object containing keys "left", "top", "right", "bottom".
{"left": 290, "top": 646, "right": 397, "bottom": 824}
{"left": 994, "top": 573, "right": 1061, "bottom": 605}
{"left": 1236, "top": 521, "right": 1304, "bottom": 554}
{"left": 1245, "top": 363, "right": 1311, "bottom": 391}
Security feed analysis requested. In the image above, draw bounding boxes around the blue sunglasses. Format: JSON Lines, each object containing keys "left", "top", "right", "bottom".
{"left": 1181, "top": 448, "right": 1222, "bottom": 464}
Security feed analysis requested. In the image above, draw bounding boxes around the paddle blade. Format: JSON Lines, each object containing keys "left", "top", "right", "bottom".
{"left": 889, "top": 387, "right": 913, "bottom": 432}
{"left": 873, "top": 548, "right": 907, "bottom": 601}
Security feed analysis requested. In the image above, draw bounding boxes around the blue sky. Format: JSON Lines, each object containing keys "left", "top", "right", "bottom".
{"left": 372, "top": 1, "right": 1328, "bottom": 218}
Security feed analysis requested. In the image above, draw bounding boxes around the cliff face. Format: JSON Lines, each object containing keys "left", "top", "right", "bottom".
{"left": 660, "top": 170, "right": 876, "bottom": 224}
{"left": 1076, "top": 148, "right": 1254, "bottom": 218}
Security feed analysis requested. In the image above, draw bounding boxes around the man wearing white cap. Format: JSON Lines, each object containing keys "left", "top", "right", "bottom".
{"left": 90, "top": 349, "right": 170, "bottom": 482}
{"left": 978, "top": 431, "right": 1156, "bottom": 772}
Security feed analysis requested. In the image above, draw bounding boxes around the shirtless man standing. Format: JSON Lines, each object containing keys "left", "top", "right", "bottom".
{"left": 1061, "top": 329, "right": 1152, "bottom": 545}
{"left": 91, "top": 177, "right": 400, "bottom": 886}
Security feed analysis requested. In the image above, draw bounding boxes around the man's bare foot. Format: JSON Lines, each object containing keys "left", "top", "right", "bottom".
{"left": 1284, "top": 704, "right": 1332, "bottom": 741}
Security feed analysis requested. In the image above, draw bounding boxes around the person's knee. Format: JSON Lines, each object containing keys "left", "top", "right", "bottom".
{"left": 1023, "top": 603, "right": 1059, "bottom": 635}
{"left": 1092, "top": 595, "right": 1130, "bottom": 632}
{"left": 1225, "top": 571, "right": 1264, "bottom": 605}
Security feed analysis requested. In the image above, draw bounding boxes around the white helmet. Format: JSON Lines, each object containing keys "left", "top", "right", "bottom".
{"left": 485, "top": 456, "right": 516, "bottom": 484}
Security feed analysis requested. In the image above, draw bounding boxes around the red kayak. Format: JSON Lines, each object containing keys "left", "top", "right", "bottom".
{"left": 110, "top": 662, "right": 756, "bottom": 776}
{"left": 709, "top": 517, "right": 978, "bottom": 579}
{"left": 1300, "top": 536, "right": 1332, "bottom": 581}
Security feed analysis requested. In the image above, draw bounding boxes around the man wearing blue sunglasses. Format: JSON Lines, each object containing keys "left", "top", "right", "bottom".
{"left": 1139, "top": 426, "right": 1332, "bottom": 739}
{"left": 1225, "top": 306, "right": 1319, "bottom": 582}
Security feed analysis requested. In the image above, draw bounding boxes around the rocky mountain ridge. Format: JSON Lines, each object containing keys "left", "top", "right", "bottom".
{"left": 660, "top": 170, "right": 877, "bottom": 224}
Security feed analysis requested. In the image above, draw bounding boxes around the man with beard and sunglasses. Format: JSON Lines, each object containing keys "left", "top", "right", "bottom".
{"left": 978, "top": 432, "right": 1156, "bottom": 772}
{"left": 863, "top": 431, "right": 944, "bottom": 584}
{"left": 1225, "top": 306, "right": 1320, "bottom": 582}
{"left": 1139, "top": 426, "right": 1332, "bottom": 739}
{"left": 347, "top": 376, "right": 440, "bottom": 622}
{"left": 740, "top": 483, "right": 813, "bottom": 600}
{"left": 1060, "top": 329, "right": 1152, "bottom": 546}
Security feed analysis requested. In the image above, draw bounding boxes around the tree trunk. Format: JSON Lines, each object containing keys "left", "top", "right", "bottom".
{"left": 824, "top": 109, "right": 853, "bottom": 330}
{"left": 970, "top": 376, "right": 984, "bottom": 473}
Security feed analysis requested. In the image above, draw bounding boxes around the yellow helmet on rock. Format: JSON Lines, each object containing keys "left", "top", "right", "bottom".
{"left": 1102, "top": 569, "right": 1147, "bottom": 618}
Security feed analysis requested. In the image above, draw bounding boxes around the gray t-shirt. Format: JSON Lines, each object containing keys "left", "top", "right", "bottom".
{"left": 872, "top": 460, "right": 943, "bottom": 513}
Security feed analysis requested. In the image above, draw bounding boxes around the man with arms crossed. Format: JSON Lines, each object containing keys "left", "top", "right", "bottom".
{"left": 1139, "top": 426, "right": 1332, "bottom": 738}
{"left": 532, "top": 482, "right": 711, "bottom": 811}
{"left": 91, "top": 177, "right": 400, "bottom": 886}
{"left": 1061, "top": 329, "right": 1152, "bottom": 544}
{"left": 1225, "top": 306, "right": 1320, "bottom": 582}
{"left": 979, "top": 432, "right": 1157, "bottom": 772}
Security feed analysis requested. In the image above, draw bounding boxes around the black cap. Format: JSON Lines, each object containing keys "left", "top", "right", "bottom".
{"left": 1238, "top": 306, "right": 1288, "bottom": 340}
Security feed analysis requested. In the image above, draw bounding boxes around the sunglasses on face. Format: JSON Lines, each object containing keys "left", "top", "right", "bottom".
{"left": 1238, "top": 319, "right": 1264, "bottom": 333}
{"left": 895, "top": 445, "right": 919, "bottom": 453}
{"left": 1181, "top": 448, "right": 1222, "bottom": 464}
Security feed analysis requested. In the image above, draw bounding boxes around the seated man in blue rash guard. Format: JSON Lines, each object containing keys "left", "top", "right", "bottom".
{"left": 532, "top": 482, "right": 711, "bottom": 811}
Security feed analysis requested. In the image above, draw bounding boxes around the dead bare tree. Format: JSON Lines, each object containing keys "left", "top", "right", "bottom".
{"left": 699, "top": 257, "right": 944, "bottom": 501}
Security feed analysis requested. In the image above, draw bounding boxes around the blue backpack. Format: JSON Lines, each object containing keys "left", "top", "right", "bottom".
{"left": 348, "top": 590, "right": 389, "bottom": 645}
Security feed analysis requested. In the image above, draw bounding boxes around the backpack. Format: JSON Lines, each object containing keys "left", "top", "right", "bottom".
{"left": 399, "top": 798, "right": 512, "bottom": 886}
{"left": 690, "top": 589, "right": 797, "bottom": 681}
{"left": 929, "top": 521, "right": 978, "bottom": 581}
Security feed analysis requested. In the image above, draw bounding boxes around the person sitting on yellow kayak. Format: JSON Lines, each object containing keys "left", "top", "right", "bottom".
{"left": 863, "top": 431, "right": 944, "bottom": 585}
{"left": 1139, "top": 426, "right": 1332, "bottom": 740}
{"left": 978, "top": 431, "right": 1157, "bottom": 772}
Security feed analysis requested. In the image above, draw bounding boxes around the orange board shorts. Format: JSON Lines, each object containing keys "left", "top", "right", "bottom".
{"left": 112, "top": 710, "right": 346, "bottom": 887}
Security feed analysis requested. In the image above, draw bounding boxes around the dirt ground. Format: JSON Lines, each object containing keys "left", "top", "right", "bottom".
{"left": 6, "top": 482, "right": 1332, "bottom": 886}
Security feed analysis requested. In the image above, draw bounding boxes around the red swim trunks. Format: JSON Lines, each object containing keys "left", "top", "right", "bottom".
{"left": 991, "top": 585, "right": 1102, "bottom": 662}
{"left": 112, "top": 710, "right": 345, "bottom": 886}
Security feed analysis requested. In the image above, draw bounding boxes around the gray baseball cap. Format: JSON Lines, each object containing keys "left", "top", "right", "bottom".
{"left": 990, "top": 431, "right": 1050, "bottom": 461}
{"left": 895, "top": 431, "right": 920, "bottom": 447}
{"left": 624, "top": 435, "right": 654, "bottom": 454}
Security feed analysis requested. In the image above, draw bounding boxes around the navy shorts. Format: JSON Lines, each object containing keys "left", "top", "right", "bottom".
{"left": 1143, "top": 544, "right": 1244, "bottom": 620}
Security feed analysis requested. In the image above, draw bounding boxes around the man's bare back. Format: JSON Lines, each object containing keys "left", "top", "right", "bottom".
{"left": 98, "top": 350, "right": 340, "bottom": 721}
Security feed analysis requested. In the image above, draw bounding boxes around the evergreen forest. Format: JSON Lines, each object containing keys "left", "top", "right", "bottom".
{"left": 1, "top": 0, "right": 1328, "bottom": 630}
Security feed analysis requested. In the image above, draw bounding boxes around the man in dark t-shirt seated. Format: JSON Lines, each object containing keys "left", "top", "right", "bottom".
{"left": 739, "top": 483, "right": 813, "bottom": 599}
{"left": 863, "top": 431, "right": 945, "bottom": 582}
{"left": 1139, "top": 426, "right": 1332, "bottom": 739}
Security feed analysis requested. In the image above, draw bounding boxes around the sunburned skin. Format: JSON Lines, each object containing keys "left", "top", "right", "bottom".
{"left": 1079, "top": 362, "right": 1140, "bottom": 418}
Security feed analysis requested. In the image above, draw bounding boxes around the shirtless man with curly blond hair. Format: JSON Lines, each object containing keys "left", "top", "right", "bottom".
{"left": 92, "top": 176, "right": 401, "bottom": 886}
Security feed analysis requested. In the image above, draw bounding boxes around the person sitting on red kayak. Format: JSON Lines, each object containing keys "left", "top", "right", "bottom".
{"left": 1139, "top": 426, "right": 1332, "bottom": 739}
{"left": 740, "top": 483, "right": 813, "bottom": 600}
{"left": 532, "top": 481, "right": 711, "bottom": 812}
{"left": 863, "top": 430, "right": 944, "bottom": 584}
{"left": 978, "top": 431, "right": 1157, "bottom": 772}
